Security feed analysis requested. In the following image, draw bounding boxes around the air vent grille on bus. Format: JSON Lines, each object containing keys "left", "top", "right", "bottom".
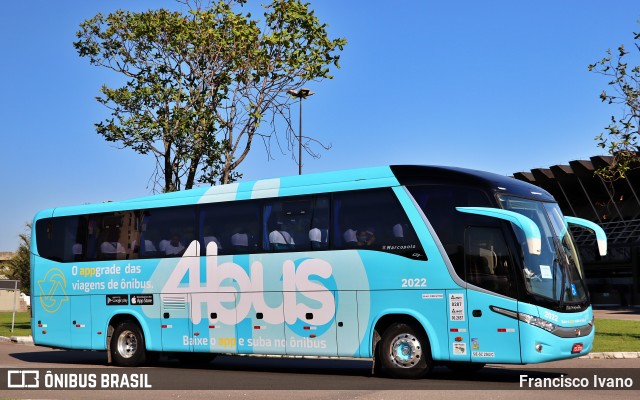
{"left": 161, "top": 295, "right": 187, "bottom": 310}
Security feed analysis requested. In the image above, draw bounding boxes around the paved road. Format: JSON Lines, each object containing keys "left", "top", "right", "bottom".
{"left": 593, "top": 308, "right": 640, "bottom": 321}
{"left": 0, "top": 342, "right": 638, "bottom": 399}
{"left": 0, "top": 310, "right": 634, "bottom": 399}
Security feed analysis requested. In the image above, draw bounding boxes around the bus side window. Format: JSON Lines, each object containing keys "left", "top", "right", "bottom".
{"left": 309, "top": 195, "right": 330, "bottom": 250}
{"left": 408, "top": 185, "right": 494, "bottom": 277}
{"left": 200, "top": 200, "right": 261, "bottom": 255}
{"left": 264, "top": 196, "right": 318, "bottom": 252}
{"left": 264, "top": 201, "right": 296, "bottom": 251}
{"left": 36, "top": 216, "right": 88, "bottom": 263}
{"left": 333, "top": 190, "right": 381, "bottom": 249}
{"left": 95, "top": 211, "right": 140, "bottom": 261}
{"left": 332, "top": 188, "right": 424, "bottom": 258}
{"left": 144, "top": 206, "right": 196, "bottom": 258}
{"left": 464, "top": 226, "right": 516, "bottom": 298}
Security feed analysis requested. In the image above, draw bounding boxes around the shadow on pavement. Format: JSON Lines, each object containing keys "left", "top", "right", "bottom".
{"left": 7, "top": 349, "right": 569, "bottom": 388}
{"left": 10, "top": 349, "right": 107, "bottom": 366}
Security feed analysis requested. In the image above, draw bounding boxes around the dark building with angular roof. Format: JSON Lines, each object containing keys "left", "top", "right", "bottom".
{"left": 514, "top": 155, "right": 640, "bottom": 307}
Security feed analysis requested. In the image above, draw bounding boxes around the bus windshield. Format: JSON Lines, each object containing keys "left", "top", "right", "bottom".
{"left": 498, "top": 196, "right": 588, "bottom": 304}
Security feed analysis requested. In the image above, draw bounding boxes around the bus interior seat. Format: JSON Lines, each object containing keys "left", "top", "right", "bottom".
{"left": 268, "top": 229, "right": 295, "bottom": 251}
{"left": 309, "top": 227, "right": 329, "bottom": 250}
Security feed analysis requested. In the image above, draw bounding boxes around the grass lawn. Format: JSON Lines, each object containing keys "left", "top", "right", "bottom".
{"left": 0, "top": 311, "right": 31, "bottom": 337}
{"left": 592, "top": 318, "right": 640, "bottom": 352}
{"left": 0, "top": 313, "right": 638, "bottom": 352}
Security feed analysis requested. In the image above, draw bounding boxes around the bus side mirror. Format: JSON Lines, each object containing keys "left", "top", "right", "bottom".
{"left": 456, "top": 207, "right": 541, "bottom": 256}
{"left": 564, "top": 216, "right": 607, "bottom": 256}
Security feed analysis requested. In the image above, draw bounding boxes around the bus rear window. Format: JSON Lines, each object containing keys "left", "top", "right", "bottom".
{"left": 36, "top": 216, "right": 87, "bottom": 262}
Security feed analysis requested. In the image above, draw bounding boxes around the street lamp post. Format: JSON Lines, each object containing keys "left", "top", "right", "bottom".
{"left": 287, "top": 88, "right": 314, "bottom": 175}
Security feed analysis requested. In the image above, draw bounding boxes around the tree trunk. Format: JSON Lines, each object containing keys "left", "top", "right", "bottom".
{"left": 164, "top": 143, "right": 173, "bottom": 193}
{"left": 185, "top": 156, "right": 200, "bottom": 190}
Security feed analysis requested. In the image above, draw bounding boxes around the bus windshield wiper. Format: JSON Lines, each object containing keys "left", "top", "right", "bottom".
{"left": 551, "top": 235, "right": 568, "bottom": 307}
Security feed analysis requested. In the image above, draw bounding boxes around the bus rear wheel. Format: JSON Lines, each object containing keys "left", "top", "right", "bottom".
{"left": 110, "top": 321, "right": 146, "bottom": 367}
{"left": 379, "top": 323, "right": 432, "bottom": 378}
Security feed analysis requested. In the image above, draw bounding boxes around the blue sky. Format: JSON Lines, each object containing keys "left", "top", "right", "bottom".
{"left": 0, "top": 0, "right": 638, "bottom": 251}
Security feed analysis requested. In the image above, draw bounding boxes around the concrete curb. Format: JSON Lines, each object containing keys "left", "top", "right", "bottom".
{"left": 580, "top": 352, "right": 640, "bottom": 359}
{"left": 0, "top": 335, "right": 34, "bottom": 345}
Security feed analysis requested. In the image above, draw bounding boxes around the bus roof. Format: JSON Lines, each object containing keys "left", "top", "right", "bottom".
{"left": 36, "top": 165, "right": 554, "bottom": 219}
{"left": 40, "top": 165, "right": 398, "bottom": 218}
{"left": 391, "top": 165, "right": 555, "bottom": 201}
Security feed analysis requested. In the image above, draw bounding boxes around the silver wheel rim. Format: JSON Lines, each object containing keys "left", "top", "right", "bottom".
{"left": 389, "top": 333, "right": 422, "bottom": 368}
{"left": 116, "top": 330, "right": 138, "bottom": 359}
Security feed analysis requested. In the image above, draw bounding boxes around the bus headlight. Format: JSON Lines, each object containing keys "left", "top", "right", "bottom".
{"left": 518, "top": 313, "right": 558, "bottom": 333}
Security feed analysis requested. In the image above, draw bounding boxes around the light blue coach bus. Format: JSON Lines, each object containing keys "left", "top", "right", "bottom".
{"left": 30, "top": 165, "right": 607, "bottom": 378}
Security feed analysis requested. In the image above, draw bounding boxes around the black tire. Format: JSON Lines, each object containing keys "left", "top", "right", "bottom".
{"left": 378, "top": 322, "right": 432, "bottom": 379}
{"left": 446, "top": 362, "right": 485, "bottom": 374}
{"left": 110, "top": 320, "right": 146, "bottom": 367}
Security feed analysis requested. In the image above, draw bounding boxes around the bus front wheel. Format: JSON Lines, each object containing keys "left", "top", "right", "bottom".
{"left": 379, "top": 322, "right": 432, "bottom": 378}
{"left": 110, "top": 321, "right": 147, "bottom": 367}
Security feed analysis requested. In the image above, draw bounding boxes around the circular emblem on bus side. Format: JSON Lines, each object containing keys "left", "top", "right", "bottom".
{"left": 37, "top": 268, "right": 69, "bottom": 313}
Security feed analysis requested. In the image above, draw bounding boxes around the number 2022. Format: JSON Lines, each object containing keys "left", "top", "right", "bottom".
{"left": 401, "top": 278, "right": 427, "bottom": 288}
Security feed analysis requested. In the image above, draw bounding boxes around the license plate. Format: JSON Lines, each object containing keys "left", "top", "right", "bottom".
{"left": 571, "top": 343, "right": 584, "bottom": 354}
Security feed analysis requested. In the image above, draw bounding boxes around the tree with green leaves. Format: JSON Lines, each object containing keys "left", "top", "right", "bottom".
{"left": 589, "top": 30, "right": 640, "bottom": 181}
{"left": 5, "top": 225, "right": 31, "bottom": 296}
{"left": 74, "top": 0, "right": 345, "bottom": 192}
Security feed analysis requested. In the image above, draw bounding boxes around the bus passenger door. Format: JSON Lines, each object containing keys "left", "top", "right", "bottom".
{"left": 160, "top": 294, "right": 191, "bottom": 352}
{"left": 465, "top": 226, "right": 521, "bottom": 364}
{"left": 69, "top": 295, "right": 92, "bottom": 349}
